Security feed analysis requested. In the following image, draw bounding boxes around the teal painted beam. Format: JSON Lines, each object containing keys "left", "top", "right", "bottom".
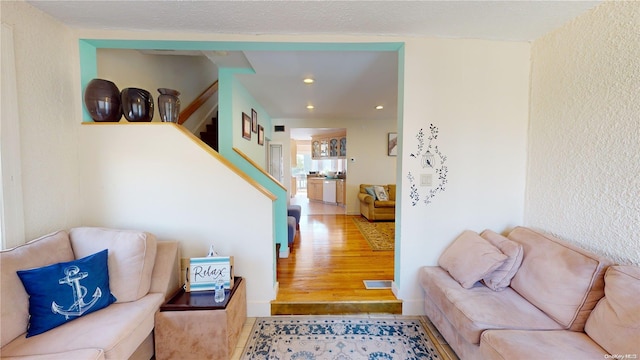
{"left": 78, "top": 40, "right": 98, "bottom": 122}
{"left": 394, "top": 44, "right": 406, "bottom": 289}
{"left": 78, "top": 37, "right": 405, "bottom": 284}
{"left": 217, "top": 67, "right": 288, "bottom": 260}
{"left": 80, "top": 39, "right": 403, "bottom": 52}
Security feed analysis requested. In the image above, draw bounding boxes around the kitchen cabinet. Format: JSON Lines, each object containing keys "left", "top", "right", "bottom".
{"left": 311, "top": 131, "right": 347, "bottom": 159}
{"left": 339, "top": 137, "right": 347, "bottom": 157}
{"left": 312, "top": 140, "right": 321, "bottom": 158}
{"left": 320, "top": 139, "right": 329, "bottom": 157}
{"left": 307, "top": 178, "right": 324, "bottom": 201}
{"left": 336, "top": 179, "right": 345, "bottom": 205}
{"left": 329, "top": 138, "right": 339, "bottom": 157}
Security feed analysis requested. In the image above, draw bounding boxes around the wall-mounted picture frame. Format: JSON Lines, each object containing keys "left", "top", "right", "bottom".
{"left": 242, "top": 112, "right": 251, "bottom": 140}
{"left": 251, "top": 109, "right": 258, "bottom": 133}
{"left": 258, "top": 125, "right": 264, "bottom": 145}
{"left": 388, "top": 132, "right": 398, "bottom": 156}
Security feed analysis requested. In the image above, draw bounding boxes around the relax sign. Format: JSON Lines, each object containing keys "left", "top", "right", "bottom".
{"left": 185, "top": 256, "right": 234, "bottom": 292}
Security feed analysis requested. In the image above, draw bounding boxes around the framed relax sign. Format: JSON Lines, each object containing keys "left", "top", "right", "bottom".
{"left": 185, "top": 256, "right": 234, "bottom": 292}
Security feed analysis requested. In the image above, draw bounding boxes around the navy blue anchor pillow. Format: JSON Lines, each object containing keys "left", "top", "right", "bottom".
{"left": 17, "top": 249, "right": 117, "bottom": 337}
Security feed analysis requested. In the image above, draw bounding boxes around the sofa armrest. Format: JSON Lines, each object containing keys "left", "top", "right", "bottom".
{"left": 358, "top": 193, "right": 374, "bottom": 204}
{"left": 149, "top": 241, "right": 181, "bottom": 300}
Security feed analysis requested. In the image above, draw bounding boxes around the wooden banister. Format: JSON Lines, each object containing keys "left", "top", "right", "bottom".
{"left": 178, "top": 80, "right": 219, "bottom": 125}
{"left": 233, "top": 147, "right": 287, "bottom": 191}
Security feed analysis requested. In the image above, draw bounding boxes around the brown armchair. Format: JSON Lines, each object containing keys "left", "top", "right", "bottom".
{"left": 358, "top": 184, "right": 396, "bottom": 221}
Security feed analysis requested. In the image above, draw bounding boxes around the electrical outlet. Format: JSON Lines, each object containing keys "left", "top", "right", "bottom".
{"left": 420, "top": 174, "right": 432, "bottom": 186}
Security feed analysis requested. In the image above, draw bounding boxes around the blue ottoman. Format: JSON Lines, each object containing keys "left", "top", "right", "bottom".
{"left": 287, "top": 205, "right": 301, "bottom": 229}
{"left": 287, "top": 216, "right": 297, "bottom": 246}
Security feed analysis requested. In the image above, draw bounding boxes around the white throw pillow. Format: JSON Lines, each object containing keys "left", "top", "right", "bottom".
{"left": 373, "top": 185, "right": 389, "bottom": 201}
{"left": 438, "top": 230, "right": 508, "bottom": 289}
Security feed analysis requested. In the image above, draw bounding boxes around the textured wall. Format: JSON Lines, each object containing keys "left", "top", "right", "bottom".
{"left": 1, "top": 1, "right": 82, "bottom": 240}
{"left": 527, "top": 2, "right": 640, "bottom": 265}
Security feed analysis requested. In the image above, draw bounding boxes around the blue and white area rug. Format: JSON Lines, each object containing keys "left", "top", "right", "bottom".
{"left": 241, "top": 316, "right": 441, "bottom": 360}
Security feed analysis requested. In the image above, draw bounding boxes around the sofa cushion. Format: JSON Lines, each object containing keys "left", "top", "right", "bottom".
{"left": 373, "top": 200, "right": 395, "bottom": 208}
{"left": 479, "top": 329, "right": 607, "bottom": 360}
{"left": 387, "top": 184, "right": 396, "bottom": 201}
{"left": 0, "top": 231, "right": 75, "bottom": 347}
{"left": 507, "top": 227, "right": 613, "bottom": 331}
{"left": 0, "top": 348, "right": 105, "bottom": 360}
{"left": 480, "top": 230, "right": 523, "bottom": 291}
{"left": 70, "top": 227, "right": 157, "bottom": 303}
{"left": 438, "top": 230, "right": 508, "bottom": 289}
{"left": 419, "top": 266, "right": 562, "bottom": 345}
{"left": 16, "top": 250, "right": 117, "bottom": 337}
{"left": 585, "top": 265, "right": 640, "bottom": 356}
{"left": 0, "top": 293, "right": 164, "bottom": 359}
{"left": 364, "top": 186, "right": 376, "bottom": 198}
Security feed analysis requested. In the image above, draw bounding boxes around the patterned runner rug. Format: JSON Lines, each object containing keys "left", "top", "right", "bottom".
{"left": 352, "top": 217, "right": 395, "bottom": 251}
{"left": 240, "top": 316, "right": 442, "bottom": 360}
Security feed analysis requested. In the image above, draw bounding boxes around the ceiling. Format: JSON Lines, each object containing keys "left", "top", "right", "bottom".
{"left": 27, "top": 1, "right": 601, "bottom": 139}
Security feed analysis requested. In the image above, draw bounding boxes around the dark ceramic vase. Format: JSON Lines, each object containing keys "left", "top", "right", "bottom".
{"left": 84, "top": 79, "right": 122, "bottom": 122}
{"left": 121, "top": 88, "right": 154, "bottom": 122}
{"left": 157, "top": 88, "right": 181, "bottom": 123}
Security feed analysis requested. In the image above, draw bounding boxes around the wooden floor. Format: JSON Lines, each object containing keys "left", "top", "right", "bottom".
{"left": 272, "top": 192, "right": 400, "bottom": 315}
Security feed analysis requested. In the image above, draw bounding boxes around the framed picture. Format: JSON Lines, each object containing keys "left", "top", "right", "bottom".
{"left": 251, "top": 109, "right": 258, "bottom": 133}
{"left": 242, "top": 112, "right": 251, "bottom": 140}
{"left": 388, "top": 132, "right": 398, "bottom": 156}
{"left": 185, "top": 256, "right": 235, "bottom": 292}
{"left": 258, "top": 125, "right": 264, "bottom": 145}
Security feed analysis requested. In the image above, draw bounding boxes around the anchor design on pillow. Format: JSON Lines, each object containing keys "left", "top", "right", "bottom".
{"left": 51, "top": 265, "right": 102, "bottom": 319}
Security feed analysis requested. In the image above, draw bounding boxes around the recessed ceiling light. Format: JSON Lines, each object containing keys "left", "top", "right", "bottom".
{"left": 303, "top": 78, "right": 314, "bottom": 84}
{"left": 306, "top": 105, "right": 315, "bottom": 110}
{"left": 375, "top": 105, "right": 384, "bottom": 110}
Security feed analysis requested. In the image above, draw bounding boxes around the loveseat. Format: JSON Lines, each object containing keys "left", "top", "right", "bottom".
{"left": 1, "top": 227, "right": 181, "bottom": 360}
{"left": 358, "top": 184, "right": 396, "bottom": 221}
{"left": 419, "top": 226, "right": 639, "bottom": 359}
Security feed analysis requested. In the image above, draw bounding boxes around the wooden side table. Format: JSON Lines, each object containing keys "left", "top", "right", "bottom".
{"left": 154, "top": 277, "right": 247, "bottom": 360}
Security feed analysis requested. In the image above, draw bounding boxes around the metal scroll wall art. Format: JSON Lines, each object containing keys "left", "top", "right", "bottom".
{"left": 407, "top": 124, "right": 448, "bottom": 206}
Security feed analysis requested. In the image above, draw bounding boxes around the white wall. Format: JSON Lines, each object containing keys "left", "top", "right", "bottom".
{"left": 398, "top": 38, "right": 530, "bottom": 313}
{"left": 97, "top": 49, "right": 218, "bottom": 133}
{"left": 78, "top": 124, "right": 276, "bottom": 315}
{"left": 527, "top": 1, "right": 640, "bottom": 266}
{"left": 271, "top": 117, "right": 397, "bottom": 214}
{"left": 1, "top": 1, "right": 82, "bottom": 241}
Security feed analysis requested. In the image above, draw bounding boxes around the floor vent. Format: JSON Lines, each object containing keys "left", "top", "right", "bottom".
{"left": 363, "top": 280, "right": 393, "bottom": 289}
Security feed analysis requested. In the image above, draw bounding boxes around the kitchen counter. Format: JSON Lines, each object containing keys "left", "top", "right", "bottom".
{"left": 307, "top": 177, "right": 345, "bottom": 204}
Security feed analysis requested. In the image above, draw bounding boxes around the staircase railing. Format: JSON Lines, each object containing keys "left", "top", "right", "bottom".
{"left": 233, "top": 148, "right": 287, "bottom": 191}
{"left": 178, "top": 80, "right": 219, "bottom": 125}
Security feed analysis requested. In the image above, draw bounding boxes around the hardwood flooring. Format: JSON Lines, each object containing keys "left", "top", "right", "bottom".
{"left": 273, "top": 193, "right": 399, "bottom": 314}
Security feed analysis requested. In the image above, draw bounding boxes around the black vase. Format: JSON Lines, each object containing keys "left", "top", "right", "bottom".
{"left": 157, "top": 88, "right": 181, "bottom": 123}
{"left": 84, "top": 79, "right": 121, "bottom": 122}
{"left": 121, "top": 88, "right": 154, "bottom": 122}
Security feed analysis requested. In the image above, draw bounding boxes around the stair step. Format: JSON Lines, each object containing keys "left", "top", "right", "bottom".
{"left": 270, "top": 300, "right": 402, "bottom": 315}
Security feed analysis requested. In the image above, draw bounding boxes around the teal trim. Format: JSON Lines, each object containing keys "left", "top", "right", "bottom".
{"left": 218, "top": 68, "right": 287, "bottom": 279}
{"left": 394, "top": 45, "right": 405, "bottom": 288}
{"left": 78, "top": 38, "right": 405, "bottom": 286}
{"left": 80, "top": 39, "right": 403, "bottom": 52}
{"left": 79, "top": 40, "right": 98, "bottom": 122}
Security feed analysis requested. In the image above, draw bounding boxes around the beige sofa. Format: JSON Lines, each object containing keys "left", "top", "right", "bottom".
{"left": 1, "top": 227, "right": 181, "bottom": 360}
{"left": 419, "top": 226, "right": 639, "bottom": 360}
{"left": 358, "top": 184, "right": 396, "bottom": 221}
